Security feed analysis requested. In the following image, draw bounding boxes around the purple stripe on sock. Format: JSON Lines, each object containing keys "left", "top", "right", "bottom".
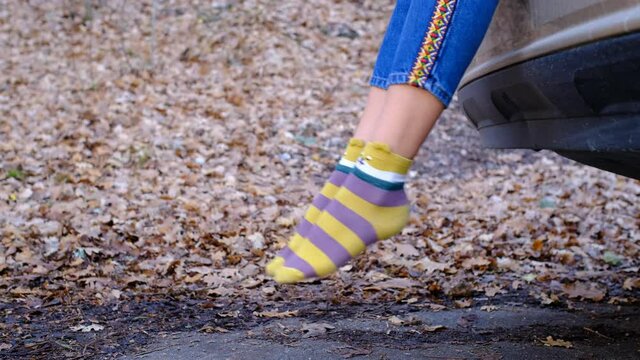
{"left": 342, "top": 174, "right": 407, "bottom": 207}
{"left": 307, "top": 226, "right": 353, "bottom": 267}
{"left": 295, "top": 217, "right": 314, "bottom": 236}
{"left": 283, "top": 251, "right": 317, "bottom": 277}
{"left": 328, "top": 169, "right": 349, "bottom": 187}
{"left": 277, "top": 246, "right": 293, "bottom": 258}
{"left": 311, "top": 193, "right": 331, "bottom": 211}
{"left": 325, "top": 201, "right": 379, "bottom": 246}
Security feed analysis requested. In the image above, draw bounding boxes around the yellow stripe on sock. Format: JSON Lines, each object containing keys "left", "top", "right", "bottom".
{"left": 315, "top": 212, "right": 366, "bottom": 256}
{"left": 304, "top": 205, "right": 322, "bottom": 223}
{"left": 320, "top": 182, "right": 340, "bottom": 199}
{"left": 265, "top": 256, "right": 284, "bottom": 276}
{"left": 287, "top": 233, "right": 306, "bottom": 251}
{"left": 290, "top": 237, "right": 337, "bottom": 276}
{"left": 334, "top": 188, "right": 409, "bottom": 240}
{"left": 274, "top": 266, "right": 305, "bottom": 283}
{"left": 344, "top": 138, "right": 365, "bottom": 161}
{"left": 362, "top": 142, "right": 412, "bottom": 174}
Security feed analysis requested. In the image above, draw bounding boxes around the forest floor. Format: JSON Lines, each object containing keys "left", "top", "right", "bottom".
{"left": 1, "top": 1, "right": 639, "bottom": 359}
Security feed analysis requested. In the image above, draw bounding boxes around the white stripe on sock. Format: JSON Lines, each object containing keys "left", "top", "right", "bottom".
{"left": 339, "top": 158, "right": 356, "bottom": 168}
{"left": 356, "top": 159, "right": 406, "bottom": 183}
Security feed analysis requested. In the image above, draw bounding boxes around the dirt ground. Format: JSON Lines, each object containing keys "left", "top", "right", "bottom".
{"left": 130, "top": 301, "right": 640, "bottom": 360}
{"left": 1, "top": 1, "right": 639, "bottom": 359}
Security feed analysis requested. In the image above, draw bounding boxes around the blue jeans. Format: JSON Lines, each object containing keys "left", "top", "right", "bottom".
{"left": 370, "top": 0, "right": 498, "bottom": 107}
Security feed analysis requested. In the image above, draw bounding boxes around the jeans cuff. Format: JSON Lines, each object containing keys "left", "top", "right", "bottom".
{"left": 369, "top": 75, "right": 389, "bottom": 90}
{"left": 387, "top": 72, "right": 452, "bottom": 107}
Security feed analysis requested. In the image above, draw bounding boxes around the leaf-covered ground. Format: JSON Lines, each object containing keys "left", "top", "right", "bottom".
{"left": 1, "top": 1, "right": 639, "bottom": 358}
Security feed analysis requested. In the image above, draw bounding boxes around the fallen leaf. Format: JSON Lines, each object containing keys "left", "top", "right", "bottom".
{"left": 542, "top": 336, "right": 573, "bottom": 348}
{"left": 480, "top": 305, "right": 498, "bottom": 312}
{"left": 562, "top": 282, "right": 606, "bottom": 302}
{"left": 422, "top": 325, "right": 445, "bottom": 332}
{"left": 247, "top": 233, "right": 265, "bottom": 249}
{"left": 602, "top": 251, "right": 622, "bottom": 266}
{"left": 484, "top": 285, "right": 503, "bottom": 297}
{"left": 532, "top": 238, "right": 544, "bottom": 252}
{"left": 70, "top": 324, "right": 104, "bottom": 332}
{"left": 373, "top": 278, "right": 421, "bottom": 289}
{"left": 199, "top": 325, "right": 229, "bottom": 333}
{"left": 253, "top": 310, "right": 298, "bottom": 318}
{"left": 623, "top": 278, "right": 640, "bottom": 290}
{"left": 217, "top": 311, "right": 239, "bottom": 318}
{"left": 454, "top": 299, "right": 472, "bottom": 308}
{"left": 461, "top": 257, "right": 491, "bottom": 269}
{"left": 388, "top": 315, "right": 421, "bottom": 326}
{"left": 538, "top": 292, "right": 559, "bottom": 305}
{"left": 388, "top": 315, "right": 404, "bottom": 326}
{"left": 395, "top": 243, "right": 420, "bottom": 258}
{"left": 414, "top": 258, "right": 449, "bottom": 274}
{"left": 426, "top": 303, "right": 446, "bottom": 311}
{"left": 0, "top": 343, "right": 12, "bottom": 351}
{"left": 301, "top": 322, "right": 334, "bottom": 338}
{"left": 333, "top": 346, "right": 372, "bottom": 358}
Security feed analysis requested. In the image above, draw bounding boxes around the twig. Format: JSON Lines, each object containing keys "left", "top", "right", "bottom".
{"left": 134, "top": 345, "right": 173, "bottom": 357}
{"left": 583, "top": 327, "right": 614, "bottom": 340}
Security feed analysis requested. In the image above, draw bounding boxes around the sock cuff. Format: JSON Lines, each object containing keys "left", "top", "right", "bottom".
{"left": 337, "top": 138, "right": 365, "bottom": 170}
{"left": 343, "top": 138, "right": 365, "bottom": 162}
{"left": 359, "top": 142, "right": 412, "bottom": 175}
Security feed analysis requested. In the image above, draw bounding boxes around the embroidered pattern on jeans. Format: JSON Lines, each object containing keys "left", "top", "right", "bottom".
{"left": 408, "top": 0, "right": 457, "bottom": 88}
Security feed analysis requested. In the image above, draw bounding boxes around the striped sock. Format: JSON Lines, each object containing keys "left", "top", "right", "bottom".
{"left": 273, "top": 142, "right": 412, "bottom": 283}
{"left": 265, "top": 138, "right": 365, "bottom": 276}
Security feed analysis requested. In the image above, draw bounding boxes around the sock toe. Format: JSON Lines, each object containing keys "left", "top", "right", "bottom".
{"left": 265, "top": 256, "right": 285, "bottom": 277}
{"left": 274, "top": 266, "right": 306, "bottom": 284}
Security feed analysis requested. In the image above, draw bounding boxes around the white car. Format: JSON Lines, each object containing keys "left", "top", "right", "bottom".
{"left": 458, "top": 0, "right": 640, "bottom": 179}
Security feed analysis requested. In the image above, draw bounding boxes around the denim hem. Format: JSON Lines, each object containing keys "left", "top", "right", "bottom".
{"left": 387, "top": 72, "right": 452, "bottom": 107}
{"left": 369, "top": 75, "right": 389, "bottom": 90}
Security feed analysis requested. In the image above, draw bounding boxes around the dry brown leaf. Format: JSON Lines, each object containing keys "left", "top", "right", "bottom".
{"left": 454, "top": 299, "right": 472, "bottom": 308}
{"left": 562, "top": 282, "right": 606, "bottom": 302}
{"left": 388, "top": 315, "right": 421, "bottom": 326}
{"left": 538, "top": 292, "right": 560, "bottom": 305}
{"left": 484, "top": 285, "right": 503, "bottom": 297}
{"left": 395, "top": 243, "right": 420, "bottom": 258}
{"left": 414, "top": 258, "right": 449, "bottom": 274}
{"left": 70, "top": 324, "right": 104, "bottom": 332}
{"left": 532, "top": 238, "right": 544, "bottom": 252}
{"left": 301, "top": 322, "right": 334, "bottom": 338}
{"left": 217, "top": 311, "right": 239, "bottom": 318}
{"left": 480, "top": 305, "right": 498, "bottom": 312}
{"left": 422, "top": 325, "right": 446, "bottom": 332}
{"left": 542, "top": 336, "right": 573, "bottom": 349}
{"left": 426, "top": 303, "right": 446, "bottom": 311}
{"left": 461, "top": 257, "right": 491, "bottom": 269}
{"left": 623, "top": 277, "right": 640, "bottom": 290}
{"left": 253, "top": 310, "right": 299, "bottom": 318}
{"left": 261, "top": 286, "right": 276, "bottom": 295}
{"left": 199, "top": 325, "right": 229, "bottom": 333}
{"left": 374, "top": 278, "right": 421, "bottom": 290}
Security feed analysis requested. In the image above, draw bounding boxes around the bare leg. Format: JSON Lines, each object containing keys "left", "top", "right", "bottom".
{"left": 371, "top": 84, "right": 444, "bottom": 158}
{"left": 353, "top": 87, "right": 387, "bottom": 142}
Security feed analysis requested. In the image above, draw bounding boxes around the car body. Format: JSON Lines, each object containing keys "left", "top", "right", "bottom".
{"left": 458, "top": 0, "right": 640, "bottom": 179}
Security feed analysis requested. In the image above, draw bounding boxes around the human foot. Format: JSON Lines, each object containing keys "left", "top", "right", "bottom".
{"left": 272, "top": 142, "right": 412, "bottom": 283}
{"left": 265, "top": 138, "right": 365, "bottom": 276}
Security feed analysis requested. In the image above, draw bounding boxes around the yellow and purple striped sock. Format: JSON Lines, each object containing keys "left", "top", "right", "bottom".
{"left": 273, "top": 142, "right": 412, "bottom": 283}
{"left": 265, "top": 138, "right": 365, "bottom": 276}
